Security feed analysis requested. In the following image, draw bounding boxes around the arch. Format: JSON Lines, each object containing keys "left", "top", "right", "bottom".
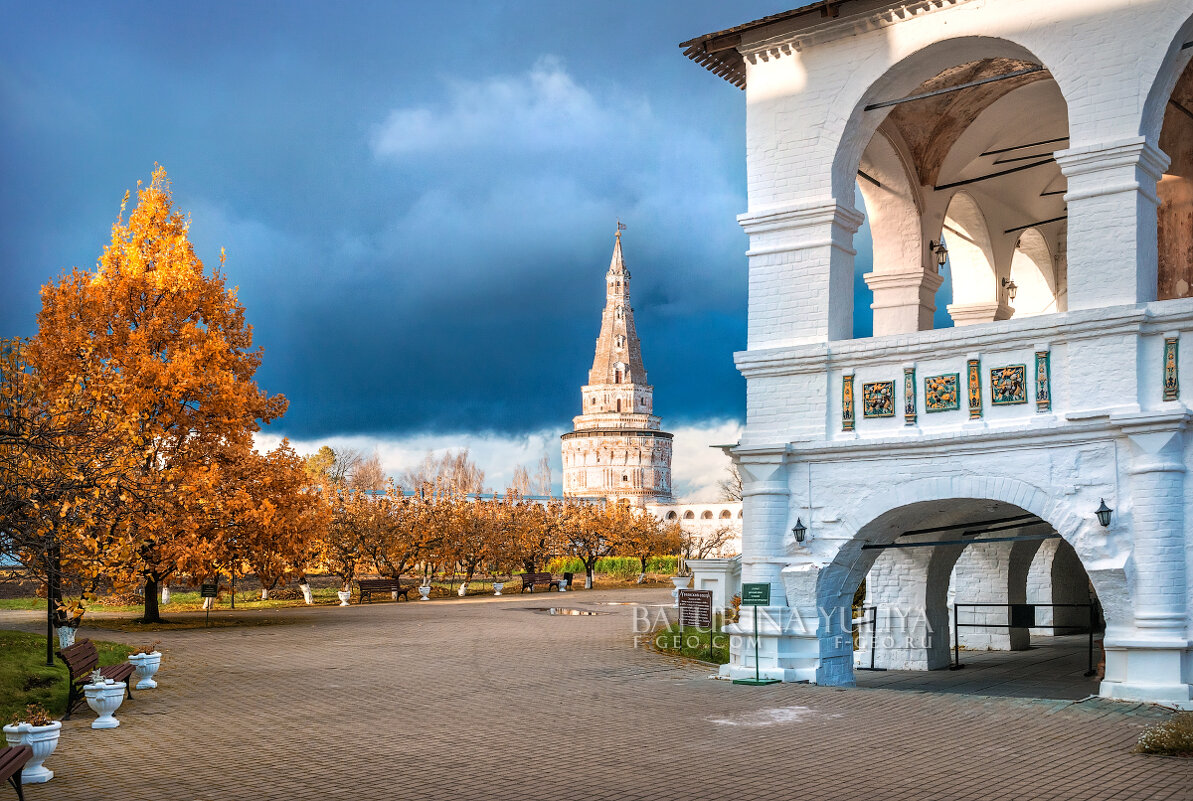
{"left": 941, "top": 192, "right": 1005, "bottom": 326}
{"left": 1140, "top": 15, "right": 1193, "bottom": 144}
{"left": 1008, "top": 228, "right": 1061, "bottom": 316}
{"left": 719, "top": 509, "right": 733, "bottom": 519}
{"left": 665, "top": 511, "right": 678, "bottom": 521}
{"left": 700, "top": 510, "right": 714, "bottom": 520}
{"left": 797, "top": 475, "right": 1128, "bottom": 686}
{"left": 832, "top": 36, "right": 1067, "bottom": 203}
{"left": 683, "top": 510, "right": 695, "bottom": 520}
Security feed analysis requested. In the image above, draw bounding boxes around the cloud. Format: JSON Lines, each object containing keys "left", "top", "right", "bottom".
{"left": 371, "top": 56, "right": 647, "bottom": 159}
{"left": 255, "top": 418, "right": 741, "bottom": 500}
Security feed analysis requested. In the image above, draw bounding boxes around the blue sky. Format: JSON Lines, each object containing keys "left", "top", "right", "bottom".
{"left": 1, "top": 1, "right": 905, "bottom": 494}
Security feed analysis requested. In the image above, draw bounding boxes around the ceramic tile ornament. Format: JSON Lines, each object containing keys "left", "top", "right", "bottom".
{"left": 967, "top": 358, "right": 982, "bottom": 418}
{"left": 862, "top": 381, "right": 896, "bottom": 418}
{"left": 924, "top": 374, "right": 960, "bottom": 412}
{"left": 1035, "top": 351, "right": 1051, "bottom": 411}
{"left": 904, "top": 366, "right": 917, "bottom": 425}
{"left": 842, "top": 374, "right": 855, "bottom": 431}
{"left": 990, "top": 364, "right": 1028, "bottom": 405}
{"left": 1163, "top": 337, "right": 1179, "bottom": 401}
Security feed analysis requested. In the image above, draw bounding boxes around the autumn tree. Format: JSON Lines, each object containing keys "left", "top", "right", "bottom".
{"left": 614, "top": 513, "right": 683, "bottom": 582}
{"left": 350, "top": 451, "right": 386, "bottom": 491}
{"left": 27, "top": 166, "right": 286, "bottom": 622}
{"left": 399, "top": 449, "right": 486, "bottom": 494}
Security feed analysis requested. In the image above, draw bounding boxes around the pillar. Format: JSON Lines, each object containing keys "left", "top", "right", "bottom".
{"left": 1055, "top": 137, "right": 1169, "bottom": 310}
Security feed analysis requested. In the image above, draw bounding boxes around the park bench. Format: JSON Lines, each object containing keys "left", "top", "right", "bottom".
{"left": 356, "top": 578, "right": 411, "bottom": 603}
{"left": 520, "top": 572, "right": 560, "bottom": 593}
{"left": 56, "top": 638, "right": 135, "bottom": 720}
{"left": 0, "top": 746, "right": 31, "bottom": 801}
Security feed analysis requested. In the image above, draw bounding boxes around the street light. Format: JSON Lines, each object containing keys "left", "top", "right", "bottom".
{"left": 1095, "top": 499, "right": 1113, "bottom": 528}
{"left": 1002, "top": 277, "right": 1018, "bottom": 301}
{"left": 930, "top": 239, "right": 948, "bottom": 272}
{"left": 792, "top": 518, "right": 807, "bottom": 544}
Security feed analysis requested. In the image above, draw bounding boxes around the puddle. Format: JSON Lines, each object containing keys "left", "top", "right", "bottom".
{"left": 527, "top": 607, "right": 606, "bottom": 616}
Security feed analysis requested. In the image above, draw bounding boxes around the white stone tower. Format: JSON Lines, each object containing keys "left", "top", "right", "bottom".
{"left": 562, "top": 226, "right": 673, "bottom": 506}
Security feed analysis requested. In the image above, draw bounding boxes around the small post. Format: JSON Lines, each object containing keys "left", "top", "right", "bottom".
{"left": 949, "top": 603, "right": 965, "bottom": 670}
{"left": 753, "top": 605, "right": 760, "bottom": 682}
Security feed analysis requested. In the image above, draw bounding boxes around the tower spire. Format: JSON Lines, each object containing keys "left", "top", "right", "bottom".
{"left": 589, "top": 224, "right": 644, "bottom": 385}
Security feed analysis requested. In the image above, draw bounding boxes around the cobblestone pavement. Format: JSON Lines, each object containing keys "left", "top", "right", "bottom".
{"left": 3, "top": 589, "right": 1190, "bottom": 801}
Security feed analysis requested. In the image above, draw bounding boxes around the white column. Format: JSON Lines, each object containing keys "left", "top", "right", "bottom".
{"left": 1055, "top": 137, "right": 1169, "bottom": 310}
{"left": 1102, "top": 413, "right": 1191, "bottom": 705}
{"left": 739, "top": 200, "right": 864, "bottom": 347}
{"left": 865, "top": 269, "right": 944, "bottom": 336}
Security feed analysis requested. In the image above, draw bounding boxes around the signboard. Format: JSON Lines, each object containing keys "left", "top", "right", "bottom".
{"left": 200, "top": 583, "right": 218, "bottom": 599}
{"left": 678, "top": 589, "right": 713, "bottom": 628}
{"left": 740, "top": 582, "right": 771, "bottom": 607}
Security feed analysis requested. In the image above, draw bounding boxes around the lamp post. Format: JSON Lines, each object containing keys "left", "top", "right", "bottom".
{"left": 1001, "top": 277, "right": 1018, "bottom": 301}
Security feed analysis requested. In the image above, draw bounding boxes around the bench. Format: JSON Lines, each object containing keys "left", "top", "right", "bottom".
{"left": 356, "top": 578, "right": 411, "bottom": 604}
{"left": 0, "top": 746, "right": 31, "bottom": 801}
{"left": 56, "top": 638, "right": 135, "bottom": 720}
{"left": 520, "top": 572, "right": 560, "bottom": 593}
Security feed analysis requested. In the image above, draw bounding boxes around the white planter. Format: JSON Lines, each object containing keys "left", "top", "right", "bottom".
{"left": 457, "top": 582, "right": 469, "bottom": 597}
{"left": 161, "top": 586, "right": 171, "bottom": 604}
{"left": 300, "top": 583, "right": 313, "bottom": 604}
{"left": 54, "top": 626, "right": 77, "bottom": 649}
{"left": 128, "top": 651, "right": 162, "bottom": 690}
{"left": 558, "top": 579, "right": 569, "bottom": 592}
{"left": 83, "top": 681, "right": 125, "bottom": 729}
{"left": 671, "top": 575, "right": 691, "bottom": 607}
{"left": 2, "top": 720, "right": 61, "bottom": 783}
{"left": 493, "top": 582, "right": 504, "bottom": 596}
{"left": 418, "top": 585, "right": 432, "bottom": 601}
{"left": 336, "top": 590, "right": 352, "bottom": 607}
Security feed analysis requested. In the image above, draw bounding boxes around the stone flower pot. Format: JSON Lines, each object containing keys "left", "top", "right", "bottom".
{"left": 129, "top": 651, "right": 162, "bottom": 690}
{"left": 336, "top": 590, "right": 352, "bottom": 607}
{"left": 83, "top": 680, "right": 126, "bottom": 729}
{"left": 54, "top": 626, "right": 77, "bottom": 649}
{"left": 671, "top": 575, "right": 692, "bottom": 607}
{"left": 492, "top": 581, "right": 505, "bottom": 596}
{"left": 2, "top": 720, "right": 61, "bottom": 783}
{"left": 418, "top": 585, "right": 432, "bottom": 601}
{"left": 300, "top": 582, "right": 313, "bottom": 604}
{"left": 558, "top": 578, "right": 569, "bottom": 592}
{"left": 161, "top": 585, "right": 171, "bottom": 604}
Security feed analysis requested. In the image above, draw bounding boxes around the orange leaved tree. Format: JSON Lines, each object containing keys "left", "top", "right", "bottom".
{"left": 27, "top": 166, "right": 286, "bottom": 622}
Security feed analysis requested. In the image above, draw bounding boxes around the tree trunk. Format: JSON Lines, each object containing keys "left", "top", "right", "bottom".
{"left": 638, "top": 555, "right": 648, "bottom": 584}
{"left": 142, "top": 575, "right": 162, "bottom": 623}
{"left": 585, "top": 558, "right": 596, "bottom": 589}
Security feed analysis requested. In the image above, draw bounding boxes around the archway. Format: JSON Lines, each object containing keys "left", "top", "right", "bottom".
{"left": 840, "top": 38, "right": 1071, "bottom": 338}
{"left": 1008, "top": 228, "right": 1062, "bottom": 316}
{"left": 802, "top": 479, "right": 1126, "bottom": 694}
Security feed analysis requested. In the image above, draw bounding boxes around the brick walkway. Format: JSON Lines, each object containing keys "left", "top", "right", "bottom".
{"left": 3, "top": 589, "right": 1189, "bottom": 800}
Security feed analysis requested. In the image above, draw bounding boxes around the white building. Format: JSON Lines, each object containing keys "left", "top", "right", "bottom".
{"left": 683, "top": 0, "right": 1193, "bottom": 706}
{"left": 562, "top": 228, "right": 674, "bottom": 506}
{"left": 645, "top": 500, "right": 743, "bottom": 557}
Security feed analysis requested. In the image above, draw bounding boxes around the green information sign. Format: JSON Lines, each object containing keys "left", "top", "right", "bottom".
{"left": 740, "top": 582, "right": 771, "bottom": 606}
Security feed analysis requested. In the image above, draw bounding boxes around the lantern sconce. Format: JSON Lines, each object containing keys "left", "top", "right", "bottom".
{"left": 792, "top": 518, "right": 807, "bottom": 544}
{"left": 1001, "top": 277, "right": 1018, "bottom": 301}
{"left": 1095, "top": 498, "right": 1113, "bottom": 528}
{"left": 929, "top": 239, "right": 948, "bottom": 272}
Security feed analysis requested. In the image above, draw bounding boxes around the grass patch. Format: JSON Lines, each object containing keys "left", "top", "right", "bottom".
{"left": 81, "top": 614, "right": 298, "bottom": 633}
{"left": 1134, "top": 712, "right": 1193, "bottom": 757}
{"left": 0, "top": 630, "right": 134, "bottom": 721}
{"left": 651, "top": 617, "right": 731, "bottom": 665}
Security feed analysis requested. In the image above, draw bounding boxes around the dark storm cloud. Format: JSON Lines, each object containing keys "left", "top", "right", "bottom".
{"left": 0, "top": 1, "right": 871, "bottom": 440}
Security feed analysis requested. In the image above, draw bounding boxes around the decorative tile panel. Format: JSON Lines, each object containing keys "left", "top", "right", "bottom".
{"left": 1163, "top": 337, "right": 1179, "bottom": 401}
{"left": 1035, "top": 351, "right": 1051, "bottom": 411}
{"left": 862, "top": 381, "right": 896, "bottom": 418}
{"left": 842, "top": 373, "right": 855, "bottom": 431}
{"left": 924, "top": 373, "right": 960, "bottom": 413}
{"left": 990, "top": 365, "right": 1028, "bottom": 405}
{"left": 904, "top": 366, "right": 917, "bottom": 425}
{"left": 967, "top": 358, "right": 982, "bottom": 419}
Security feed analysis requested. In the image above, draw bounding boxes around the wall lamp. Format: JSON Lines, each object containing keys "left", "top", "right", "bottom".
{"left": 792, "top": 518, "right": 807, "bottom": 544}
{"left": 1002, "top": 277, "right": 1018, "bottom": 301}
{"left": 1095, "top": 499, "right": 1113, "bottom": 528}
{"left": 929, "top": 239, "right": 948, "bottom": 272}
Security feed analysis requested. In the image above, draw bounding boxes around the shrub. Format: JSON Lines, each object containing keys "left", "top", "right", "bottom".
{"left": 1134, "top": 713, "right": 1193, "bottom": 756}
{"left": 130, "top": 640, "right": 161, "bottom": 656}
{"left": 8, "top": 703, "right": 53, "bottom": 727}
{"left": 544, "top": 555, "right": 679, "bottom": 577}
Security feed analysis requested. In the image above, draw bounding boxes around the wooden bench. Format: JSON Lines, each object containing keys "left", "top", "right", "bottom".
{"left": 520, "top": 572, "right": 560, "bottom": 593}
{"left": 356, "top": 578, "right": 411, "bottom": 604}
{"left": 56, "top": 638, "right": 135, "bottom": 720}
{"left": 0, "top": 746, "right": 31, "bottom": 801}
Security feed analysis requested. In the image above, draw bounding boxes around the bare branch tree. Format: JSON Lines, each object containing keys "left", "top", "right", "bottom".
{"left": 717, "top": 464, "right": 743, "bottom": 502}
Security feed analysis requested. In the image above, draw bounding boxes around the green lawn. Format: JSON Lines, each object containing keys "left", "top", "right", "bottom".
{"left": 0, "top": 630, "right": 135, "bottom": 721}
{"left": 651, "top": 617, "right": 732, "bottom": 665}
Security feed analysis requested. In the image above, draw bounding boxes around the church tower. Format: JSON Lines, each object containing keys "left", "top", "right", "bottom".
{"left": 561, "top": 225, "right": 673, "bottom": 506}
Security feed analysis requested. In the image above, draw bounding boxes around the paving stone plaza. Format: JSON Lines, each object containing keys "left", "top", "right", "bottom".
{"left": 4, "top": 590, "right": 1189, "bottom": 800}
